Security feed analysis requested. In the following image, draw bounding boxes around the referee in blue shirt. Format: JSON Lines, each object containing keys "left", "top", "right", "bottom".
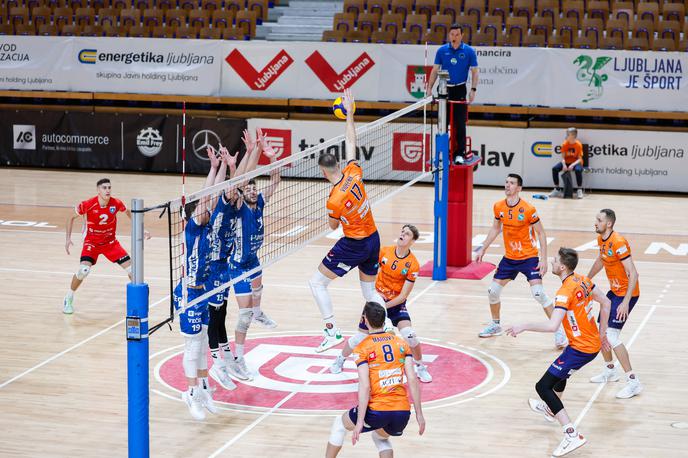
{"left": 426, "top": 24, "right": 480, "bottom": 166}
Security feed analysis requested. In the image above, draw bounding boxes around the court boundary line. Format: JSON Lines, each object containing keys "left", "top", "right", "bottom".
{"left": 0, "top": 294, "right": 170, "bottom": 390}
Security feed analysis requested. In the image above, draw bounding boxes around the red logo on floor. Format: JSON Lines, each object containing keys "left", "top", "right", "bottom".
{"left": 156, "top": 335, "right": 490, "bottom": 412}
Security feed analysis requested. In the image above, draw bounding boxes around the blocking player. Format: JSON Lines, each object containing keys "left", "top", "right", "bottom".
{"left": 174, "top": 151, "right": 224, "bottom": 421}
{"left": 63, "top": 178, "right": 150, "bottom": 314}
{"left": 505, "top": 247, "right": 611, "bottom": 457}
{"left": 586, "top": 209, "right": 643, "bottom": 399}
{"left": 475, "top": 173, "right": 568, "bottom": 349}
{"left": 549, "top": 127, "right": 584, "bottom": 199}
{"left": 309, "top": 88, "right": 384, "bottom": 353}
{"left": 330, "top": 224, "right": 432, "bottom": 383}
{"left": 326, "top": 301, "right": 425, "bottom": 458}
{"left": 224, "top": 129, "right": 281, "bottom": 379}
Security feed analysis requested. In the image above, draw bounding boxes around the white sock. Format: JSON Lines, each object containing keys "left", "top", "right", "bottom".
{"left": 562, "top": 423, "right": 576, "bottom": 436}
{"left": 413, "top": 358, "right": 423, "bottom": 365}
{"left": 66, "top": 290, "right": 74, "bottom": 299}
{"left": 210, "top": 348, "right": 225, "bottom": 368}
{"left": 220, "top": 342, "right": 234, "bottom": 362}
{"left": 325, "top": 316, "right": 337, "bottom": 334}
{"left": 309, "top": 271, "right": 334, "bottom": 322}
{"left": 606, "top": 362, "right": 616, "bottom": 370}
{"left": 626, "top": 371, "right": 637, "bottom": 382}
{"left": 200, "top": 377, "right": 209, "bottom": 390}
{"left": 235, "top": 343, "right": 245, "bottom": 359}
{"left": 251, "top": 305, "right": 261, "bottom": 316}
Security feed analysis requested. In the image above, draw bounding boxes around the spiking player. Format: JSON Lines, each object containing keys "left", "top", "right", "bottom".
{"left": 224, "top": 129, "right": 281, "bottom": 379}
{"left": 63, "top": 178, "right": 150, "bottom": 314}
{"left": 326, "top": 301, "right": 425, "bottom": 458}
{"left": 475, "top": 173, "right": 568, "bottom": 349}
{"left": 586, "top": 209, "right": 643, "bottom": 399}
{"left": 505, "top": 247, "right": 611, "bottom": 457}
{"left": 309, "top": 88, "right": 384, "bottom": 353}
{"left": 174, "top": 150, "right": 224, "bottom": 421}
{"left": 330, "top": 224, "right": 432, "bottom": 383}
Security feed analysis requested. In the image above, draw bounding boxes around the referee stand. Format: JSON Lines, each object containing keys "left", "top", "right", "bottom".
{"left": 420, "top": 71, "right": 495, "bottom": 281}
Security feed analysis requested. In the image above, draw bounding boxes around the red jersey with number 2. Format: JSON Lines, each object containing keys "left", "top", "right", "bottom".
{"left": 76, "top": 196, "right": 126, "bottom": 245}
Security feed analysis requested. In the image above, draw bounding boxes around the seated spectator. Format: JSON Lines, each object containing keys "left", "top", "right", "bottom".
{"left": 550, "top": 127, "right": 584, "bottom": 199}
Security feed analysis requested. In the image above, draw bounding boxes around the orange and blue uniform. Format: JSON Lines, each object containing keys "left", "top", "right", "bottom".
{"left": 598, "top": 231, "right": 640, "bottom": 329}
{"left": 549, "top": 273, "right": 600, "bottom": 379}
{"left": 322, "top": 161, "right": 380, "bottom": 277}
{"left": 560, "top": 140, "right": 584, "bottom": 165}
{"left": 348, "top": 332, "right": 411, "bottom": 436}
{"left": 493, "top": 198, "right": 542, "bottom": 281}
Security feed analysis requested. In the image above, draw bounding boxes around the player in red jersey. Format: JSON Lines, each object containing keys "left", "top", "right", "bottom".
{"left": 63, "top": 178, "right": 149, "bottom": 314}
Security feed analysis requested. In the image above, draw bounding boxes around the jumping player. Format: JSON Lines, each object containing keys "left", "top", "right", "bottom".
{"left": 63, "top": 178, "right": 150, "bottom": 314}
{"left": 326, "top": 301, "right": 425, "bottom": 457}
{"left": 505, "top": 247, "right": 611, "bottom": 457}
{"left": 586, "top": 209, "right": 643, "bottom": 399}
{"left": 330, "top": 224, "right": 432, "bottom": 383}
{"left": 475, "top": 173, "right": 568, "bottom": 349}
{"left": 309, "top": 88, "right": 383, "bottom": 353}
{"left": 174, "top": 151, "right": 224, "bottom": 421}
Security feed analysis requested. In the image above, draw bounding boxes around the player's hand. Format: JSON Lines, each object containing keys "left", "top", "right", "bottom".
{"left": 143, "top": 230, "right": 151, "bottom": 240}
{"left": 616, "top": 301, "right": 629, "bottom": 322}
{"left": 342, "top": 88, "right": 355, "bottom": 114}
{"left": 261, "top": 136, "right": 277, "bottom": 161}
{"left": 65, "top": 239, "right": 73, "bottom": 255}
{"left": 468, "top": 89, "right": 476, "bottom": 104}
{"left": 351, "top": 423, "right": 364, "bottom": 445}
{"left": 538, "top": 258, "right": 548, "bottom": 276}
{"left": 601, "top": 334, "right": 612, "bottom": 353}
{"left": 242, "top": 129, "right": 256, "bottom": 153}
{"left": 504, "top": 324, "right": 524, "bottom": 337}
{"left": 475, "top": 246, "right": 485, "bottom": 263}
{"left": 207, "top": 146, "right": 219, "bottom": 168}
{"left": 416, "top": 412, "right": 426, "bottom": 435}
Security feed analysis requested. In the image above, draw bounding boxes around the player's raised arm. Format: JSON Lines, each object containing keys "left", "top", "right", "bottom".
{"left": 342, "top": 88, "right": 356, "bottom": 164}
{"left": 258, "top": 131, "right": 281, "bottom": 202}
{"left": 475, "top": 217, "right": 502, "bottom": 262}
{"left": 352, "top": 363, "right": 371, "bottom": 445}
{"left": 404, "top": 357, "right": 426, "bottom": 435}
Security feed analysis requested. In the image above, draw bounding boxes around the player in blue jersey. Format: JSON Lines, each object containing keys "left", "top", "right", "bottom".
{"left": 174, "top": 149, "right": 223, "bottom": 421}
{"left": 226, "top": 129, "right": 282, "bottom": 379}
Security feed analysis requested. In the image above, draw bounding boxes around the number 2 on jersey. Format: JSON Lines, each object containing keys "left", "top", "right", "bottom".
{"left": 98, "top": 214, "right": 108, "bottom": 225}
{"left": 382, "top": 344, "right": 394, "bottom": 362}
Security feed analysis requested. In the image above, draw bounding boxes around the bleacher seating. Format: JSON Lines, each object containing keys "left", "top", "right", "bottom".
{"left": 0, "top": 0, "right": 271, "bottom": 38}
{"left": 323, "top": 0, "right": 688, "bottom": 48}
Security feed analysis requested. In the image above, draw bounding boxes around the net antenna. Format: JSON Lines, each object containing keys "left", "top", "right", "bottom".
{"left": 169, "top": 96, "right": 436, "bottom": 315}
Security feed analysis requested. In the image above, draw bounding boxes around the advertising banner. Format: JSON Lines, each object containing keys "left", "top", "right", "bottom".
{"left": 0, "top": 36, "right": 72, "bottom": 91}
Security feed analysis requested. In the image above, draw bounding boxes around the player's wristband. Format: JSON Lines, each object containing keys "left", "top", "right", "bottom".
{"left": 471, "top": 88, "right": 477, "bottom": 92}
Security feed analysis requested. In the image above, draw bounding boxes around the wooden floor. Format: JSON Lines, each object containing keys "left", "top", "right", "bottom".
{"left": 1, "top": 168, "right": 687, "bottom": 458}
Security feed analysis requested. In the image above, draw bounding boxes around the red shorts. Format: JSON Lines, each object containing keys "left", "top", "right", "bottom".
{"left": 80, "top": 239, "right": 129, "bottom": 265}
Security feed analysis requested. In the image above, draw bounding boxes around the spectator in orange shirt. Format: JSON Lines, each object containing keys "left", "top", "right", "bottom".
{"left": 550, "top": 127, "right": 585, "bottom": 199}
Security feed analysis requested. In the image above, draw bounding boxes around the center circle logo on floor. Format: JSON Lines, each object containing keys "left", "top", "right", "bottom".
{"left": 155, "top": 334, "right": 492, "bottom": 413}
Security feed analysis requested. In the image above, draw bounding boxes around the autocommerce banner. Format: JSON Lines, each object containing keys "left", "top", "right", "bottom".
{"left": 0, "top": 36, "right": 685, "bottom": 111}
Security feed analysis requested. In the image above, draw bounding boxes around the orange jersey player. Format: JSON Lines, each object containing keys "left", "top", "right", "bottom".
{"left": 505, "top": 247, "right": 612, "bottom": 458}
{"left": 330, "top": 225, "right": 433, "bottom": 383}
{"left": 550, "top": 127, "right": 585, "bottom": 199}
{"left": 326, "top": 302, "right": 425, "bottom": 458}
{"left": 309, "top": 88, "right": 382, "bottom": 354}
{"left": 63, "top": 178, "right": 150, "bottom": 315}
{"left": 475, "top": 174, "right": 568, "bottom": 349}
{"left": 586, "top": 208, "right": 643, "bottom": 399}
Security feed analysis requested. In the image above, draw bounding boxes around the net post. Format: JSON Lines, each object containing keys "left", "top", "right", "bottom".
{"left": 127, "top": 198, "right": 150, "bottom": 458}
{"left": 433, "top": 71, "right": 449, "bottom": 281}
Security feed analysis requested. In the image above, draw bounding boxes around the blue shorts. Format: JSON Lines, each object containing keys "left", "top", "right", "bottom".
{"left": 547, "top": 346, "right": 598, "bottom": 379}
{"left": 348, "top": 407, "right": 410, "bottom": 436}
{"left": 173, "top": 283, "right": 210, "bottom": 336}
{"left": 359, "top": 301, "right": 411, "bottom": 330}
{"left": 322, "top": 231, "right": 380, "bottom": 277}
{"left": 600, "top": 291, "right": 639, "bottom": 330}
{"left": 494, "top": 256, "right": 541, "bottom": 281}
{"left": 206, "top": 260, "right": 229, "bottom": 307}
{"left": 228, "top": 256, "right": 262, "bottom": 296}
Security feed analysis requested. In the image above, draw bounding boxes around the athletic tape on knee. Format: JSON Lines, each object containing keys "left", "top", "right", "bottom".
{"left": 76, "top": 264, "right": 90, "bottom": 280}
{"left": 309, "top": 271, "right": 334, "bottom": 319}
{"left": 530, "top": 284, "right": 552, "bottom": 308}
{"left": 347, "top": 331, "right": 368, "bottom": 350}
{"left": 236, "top": 308, "right": 253, "bottom": 333}
{"left": 328, "top": 415, "right": 347, "bottom": 447}
{"left": 251, "top": 284, "right": 263, "bottom": 301}
{"left": 606, "top": 328, "right": 622, "bottom": 348}
{"left": 371, "top": 432, "right": 393, "bottom": 452}
{"left": 487, "top": 281, "right": 503, "bottom": 305}
{"left": 400, "top": 327, "right": 420, "bottom": 348}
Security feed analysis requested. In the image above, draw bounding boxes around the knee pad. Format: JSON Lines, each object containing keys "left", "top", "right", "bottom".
{"left": 309, "top": 271, "right": 332, "bottom": 291}
{"left": 400, "top": 326, "right": 420, "bottom": 348}
{"left": 347, "top": 331, "right": 368, "bottom": 350}
{"left": 236, "top": 308, "right": 253, "bottom": 334}
{"left": 606, "top": 328, "right": 622, "bottom": 348}
{"left": 371, "top": 431, "right": 392, "bottom": 452}
{"left": 76, "top": 264, "right": 90, "bottom": 280}
{"left": 530, "top": 284, "right": 552, "bottom": 308}
{"left": 183, "top": 334, "right": 204, "bottom": 378}
{"left": 251, "top": 284, "right": 263, "bottom": 301}
{"left": 328, "top": 415, "right": 347, "bottom": 447}
{"left": 487, "top": 282, "right": 503, "bottom": 305}
{"left": 360, "top": 281, "right": 385, "bottom": 306}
